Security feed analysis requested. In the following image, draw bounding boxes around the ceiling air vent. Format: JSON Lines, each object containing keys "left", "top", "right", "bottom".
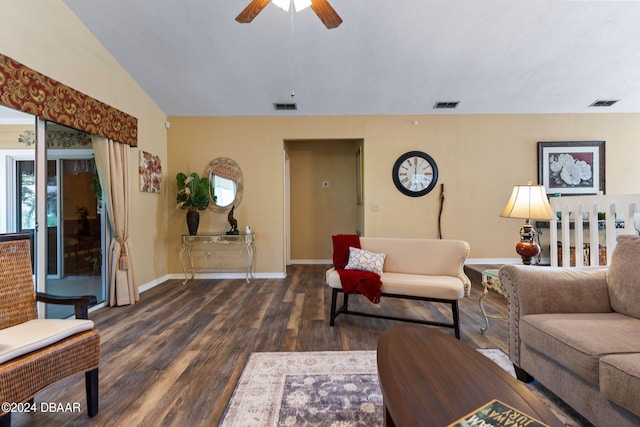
{"left": 589, "top": 99, "right": 619, "bottom": 107}
{"left": 273, "top": 102, "right": 297, "bottom": 111}
{"left": 433, "top": 101, "right": 460, "bottom": 109}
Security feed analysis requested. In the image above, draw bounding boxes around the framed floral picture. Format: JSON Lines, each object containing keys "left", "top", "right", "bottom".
{"left": 537, "top": 141, "right": 605, "bottom": 196}
{"left": 139, "top": 150, "right": 161, "bottom": 193}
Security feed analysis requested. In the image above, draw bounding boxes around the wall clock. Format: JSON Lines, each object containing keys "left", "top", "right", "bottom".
{"left": 392, "top": 151, "right": 438, "bottom": 197}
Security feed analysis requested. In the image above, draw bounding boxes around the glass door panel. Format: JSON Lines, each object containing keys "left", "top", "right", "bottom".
{"left": 43, "top": 121, "right": 105, "bottom": 318}
{"left": 17, "top": 161, "right": 36, "bottom": 232}
{"left": 46, "top": 159, "right": 58, "bottom": 276}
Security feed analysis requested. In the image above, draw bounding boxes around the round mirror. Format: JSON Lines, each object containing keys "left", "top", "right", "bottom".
{"left": 204, "top": 157, "right": 243, "bottom": 213}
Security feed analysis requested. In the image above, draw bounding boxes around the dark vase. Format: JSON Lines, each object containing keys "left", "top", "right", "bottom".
{"left": 186, "top": 210, "right": 200, "bottom": 235}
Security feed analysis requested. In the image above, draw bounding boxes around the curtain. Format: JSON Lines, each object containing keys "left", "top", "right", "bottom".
{"left": 92, "top": 135, "right": 138, "bottom": 306}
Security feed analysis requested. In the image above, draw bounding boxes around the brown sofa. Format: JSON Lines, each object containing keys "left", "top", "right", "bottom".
{"left": 500, "top": 235, "right": 640, "bottom": 427}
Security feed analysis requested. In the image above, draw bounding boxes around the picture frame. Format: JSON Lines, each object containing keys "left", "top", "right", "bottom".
{"left": 139, "top": 150, "right": 162, "bottom": 193}
{"left": 537, "top": 141, "right": 605, "bottom": 196}
{"left": 356, "top": 146, "right": 363, "bottom": 205}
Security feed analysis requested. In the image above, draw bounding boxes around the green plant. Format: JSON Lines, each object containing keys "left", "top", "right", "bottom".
{"left": 85, "top": 255, "right": 101, "bottom": 273}
{"left": 176, "top": 172, "right": 214, "bottom": 211}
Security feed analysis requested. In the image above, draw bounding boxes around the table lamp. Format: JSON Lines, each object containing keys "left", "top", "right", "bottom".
{"left": 500, "top": 181, "right": 555, "bottom": 265}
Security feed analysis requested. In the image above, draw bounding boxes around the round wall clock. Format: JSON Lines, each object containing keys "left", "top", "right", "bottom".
{"left": 392, "top": 151, "right": 439, "bottom": 197}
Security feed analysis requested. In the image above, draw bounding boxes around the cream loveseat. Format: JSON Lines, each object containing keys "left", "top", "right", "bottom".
{"left": 325, "top": 237, "right": 470, "bottom": 339}
{"left": 500, "top": 235, "right": 640, "bottom": 427}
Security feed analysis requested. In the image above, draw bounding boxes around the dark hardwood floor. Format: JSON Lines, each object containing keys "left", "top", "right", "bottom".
{"left": 12, "top": 264, "right": 508, "bottom": 426}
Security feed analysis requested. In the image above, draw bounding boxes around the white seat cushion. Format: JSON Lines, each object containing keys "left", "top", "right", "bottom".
{"left": 0, "top": 319, "right": 94, "bottom": 364}
{"left": 326, "top": 268, "right": 464, "bottom": 300}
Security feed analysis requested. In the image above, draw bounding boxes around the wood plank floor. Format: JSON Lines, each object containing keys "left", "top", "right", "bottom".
{"left": 12, "top": 264, "right": 509, "bottom": 426}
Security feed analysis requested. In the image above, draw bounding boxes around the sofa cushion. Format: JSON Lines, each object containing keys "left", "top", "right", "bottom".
{"left": 326, "top": 268, "right": 464, "bottom": 300}
{"left": 520, "top": 313, "right": 640, "bottom": 385}
{"left": 600, "top": 353, "right": 640, "bottom": 417}
{"left": 344, "top": 247, "right": 386, "bottom": 276}
{"left": 379, "top": 272, "right": 465, "bottom": 300}
{"left": 0, "top": 319, "right": 95, "bottom": 364}
{"left": 607, "top": 234, "right": 640, "bottom": 319}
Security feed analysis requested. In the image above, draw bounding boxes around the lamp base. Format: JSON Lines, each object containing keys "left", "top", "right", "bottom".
{"left": 515, "top": 223, "right": 540, "bottom": 265}
{"left": 516, "top": 241, "right": 541, "bottom": 265}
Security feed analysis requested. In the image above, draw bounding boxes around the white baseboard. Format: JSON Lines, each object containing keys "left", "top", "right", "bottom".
{"left": 136, "top": 258, "right": 541, "bottom": 296}
{"left": 289, "top": 259, "right": 332, "bottom": 265}
{"left": 137, "top": 272, "right": 286, "bottom": 294}
{"left": 138, "top": 274, "right": 172, "bottom": 293}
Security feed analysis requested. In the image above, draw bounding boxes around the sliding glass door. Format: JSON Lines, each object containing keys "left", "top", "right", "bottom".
{"left": 1, "top": 105, "right": 106, "bottom": 317}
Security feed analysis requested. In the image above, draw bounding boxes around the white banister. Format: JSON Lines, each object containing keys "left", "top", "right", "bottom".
{"left": 547, "top": 194, "right": 640, "bottom": 266}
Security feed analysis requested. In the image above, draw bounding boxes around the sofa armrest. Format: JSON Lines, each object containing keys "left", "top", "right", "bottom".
{"left": 500, "top": 265, "right": 611, "bottom": 316}
{"left": 499, "top": 264, "right": 610, "bottom": 365}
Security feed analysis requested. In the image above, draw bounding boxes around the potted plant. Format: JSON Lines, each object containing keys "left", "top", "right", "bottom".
{"left": 176, "top": 172, "right": 215, "bottom": 235}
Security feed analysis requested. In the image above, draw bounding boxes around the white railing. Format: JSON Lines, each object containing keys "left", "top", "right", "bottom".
{"left": 548, "top": 194, "right": 640, "bottom": 266}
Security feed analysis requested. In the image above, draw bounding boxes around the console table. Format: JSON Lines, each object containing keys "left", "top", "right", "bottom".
{"left": 179, "top": 233, "right": 255, "bottom": 284}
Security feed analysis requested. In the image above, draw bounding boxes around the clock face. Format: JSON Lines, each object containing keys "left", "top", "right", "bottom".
{"left": 392, "top": 151, "right": 438, "bottom": 197}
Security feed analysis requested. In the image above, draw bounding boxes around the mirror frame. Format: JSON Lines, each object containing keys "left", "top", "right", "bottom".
{"left": 204, "top": 157, "right": 243, "bottom": 213}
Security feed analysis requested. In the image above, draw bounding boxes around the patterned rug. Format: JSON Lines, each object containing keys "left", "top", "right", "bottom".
{"left": 219, "top": 349, "right": 592, "bottom": 427}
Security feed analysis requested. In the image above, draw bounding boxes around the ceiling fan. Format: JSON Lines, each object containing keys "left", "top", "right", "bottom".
{"left": 236, "top": 0, "right": 343, "bottom": 29}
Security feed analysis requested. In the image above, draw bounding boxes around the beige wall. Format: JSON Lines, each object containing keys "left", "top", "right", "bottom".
{"left": 167, "top": 114, "right": 640, "bottom": 274}
{"left": 1, "top": 0, "right": 169, "bottom": 287}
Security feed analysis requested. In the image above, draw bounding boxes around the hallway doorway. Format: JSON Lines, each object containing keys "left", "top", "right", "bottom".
{"left": 284, "top": 139, "right": 364, "bottom": 264}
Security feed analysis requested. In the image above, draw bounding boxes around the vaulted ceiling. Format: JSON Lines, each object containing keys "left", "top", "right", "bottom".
{"left": 62, "top": 0, "right": 640, "bottom": 116}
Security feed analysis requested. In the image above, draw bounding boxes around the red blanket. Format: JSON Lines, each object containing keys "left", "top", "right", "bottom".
{"left": 332, "top": 234, "right": 382, "bottom": 304}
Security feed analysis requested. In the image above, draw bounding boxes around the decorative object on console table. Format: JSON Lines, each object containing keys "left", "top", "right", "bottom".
{"left": 500, "top": 181, "right": 555, "bottom": 265}
{"left": 227, "top": 205, "right": 239, "bottom": 235}
{"left": 176, "top": 172, "right": 215, "bottom": 235}
{"left": 537, "top": 141, "right": 605, "bottom": 196}
{"left": 185, "top": 211, "right": 200, "bottom": 236}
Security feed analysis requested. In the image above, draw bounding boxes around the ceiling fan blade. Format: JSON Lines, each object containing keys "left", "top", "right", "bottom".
{"left": 236, "top": 0, "right": 272, "bottom": 23}
{"left": 310, "top": 0, "right": 343, "bottom": 29}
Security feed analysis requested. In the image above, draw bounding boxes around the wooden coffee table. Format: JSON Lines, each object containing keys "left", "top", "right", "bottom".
{"left": 377, "top": 324, "right": 563, "bottom": 427}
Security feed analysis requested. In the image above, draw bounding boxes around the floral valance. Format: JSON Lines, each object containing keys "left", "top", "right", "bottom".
{"left": 0, "top": 53, "right": 138, "bottom": 146}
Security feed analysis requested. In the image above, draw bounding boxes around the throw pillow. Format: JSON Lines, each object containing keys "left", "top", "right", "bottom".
{"left": 607, "top": 234, "right": 640, "bottom": 319}
{"left": 344, "top": 247, "right": 386, "bottom": 276}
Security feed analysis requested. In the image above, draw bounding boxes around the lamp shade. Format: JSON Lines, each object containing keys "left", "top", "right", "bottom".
{"left": 500, "top": 183, "right": 555, "bottom": 221}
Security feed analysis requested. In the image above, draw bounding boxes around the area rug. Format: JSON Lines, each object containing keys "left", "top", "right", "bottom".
{"left": 219, "top": 349, "right": 592, "bottom": 427}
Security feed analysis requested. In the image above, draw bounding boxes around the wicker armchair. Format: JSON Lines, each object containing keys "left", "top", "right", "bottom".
{"left": 0, "top": 233, "right": 100, "bottom": 426}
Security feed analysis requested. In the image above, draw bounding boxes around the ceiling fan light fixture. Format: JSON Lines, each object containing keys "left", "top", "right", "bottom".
{"left": 272, "top": 0, "right": 290, "bottom": 12}
{"left": 294, "top": 0, "right": 312, "bottom": 11}
{"left": 272, "top": 0, "right": 311, "bottom": 12}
